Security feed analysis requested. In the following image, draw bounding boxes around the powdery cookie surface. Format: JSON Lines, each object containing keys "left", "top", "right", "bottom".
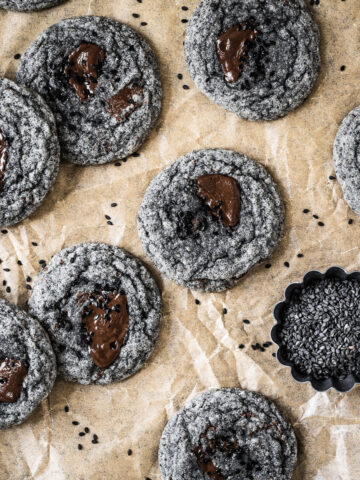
{"left": 185, "top": 0, "right": 320, "bottom": 121}
{"left": 0, "top": 0, "right": 64, "bottom": 11}
{"left": 333, "top": 106, "right": 360, "bottom": 216}
{"left": 159, "top": 388, "right": 297, "bottom": 480}
{"left": 138, "top": 149, "right": 284, "bottom": 292}
{"left": 28, "top": 242, "right": 162, "bottom": 385}
{"left": 17, "top": 16, "right": 162, "bottom": 165}
{"left": 0, "top": 299, "right": 56, "bottom": 430}
{"left": 0, "top": 78, "right": 60, "bottom": 227}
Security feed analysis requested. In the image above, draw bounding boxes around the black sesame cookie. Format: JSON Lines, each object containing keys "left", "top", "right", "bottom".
{"left": 28, "top": 242, "right": 162, "bottom": 385}
{"left": 184, "top": 0, "right": 320, "bottom": 121}
{"left": 159, "top": 388, "right": 297, "bottom": 480}
{"left": 0, "top": 0, "right": 64, "bottom": 11}
{"left": 17, "top": 16, "right": 162, "bottom": 166}
{"left": 0, "top": 298, "right": 56, "bottom": 430}
{"left": 138, "top": 149, "right": 284, "bottom": 292}
{"left": 0, "top": 78, "right": 60, "bottom": 228}
{"left": 333, "top": 106, "right": 360, "bottom": 216}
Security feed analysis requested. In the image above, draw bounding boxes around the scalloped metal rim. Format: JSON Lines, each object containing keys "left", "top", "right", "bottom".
{"left": 271, "top": 266, "right": 360, "bottom": 393}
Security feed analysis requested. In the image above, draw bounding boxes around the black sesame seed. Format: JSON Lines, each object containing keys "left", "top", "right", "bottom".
{"left": 26, "top": 284, "right": 32, "bottom": 290}
{"left": 132, "top": 152, "right": 140, "bottom": 157}
{"left": 140, "top": 22, "right": 148, "bottom": 26}
{"left": 265, "top": 263, "right": 271, "bottom": 269}
{"left": 14, "top": 53, "right": 21, "bottom": 59}
{"left": 195, "top": 299, "right": 200, "bottom": 305}
{"left": 93, "top": 434, "right": 98, "bottom": 441}
{"left": 340, "top": 65, "right": 346, "bottom": 71}
{"left": 182, "top": 84, "right": 190, "bottom": 90}
{"left": 137, "top": 0, "right": 142, "bottom": 3}
{"left": 318, "top": 221, "right": 325, "bottom": 227}
{"left": 64, "top": 406, "right": 69, "bottom": 413}
{"left": 17, "top": 260, "right": 22, "bottom": 265}
{"left": 39, "top": 259, "right": 46, "bottom": 264}
{"left": 181, "top": 6, "right": 189, "bottom": 10}
{"left": 2, "top": 281, "right": 6, "bottom": 286}
{"left": 1, "top": 229, "right": 8, "bottom": 234}
{"left": 348, "top": 219, "right": 353, "bottom": 225}
{"left": 105, "top": 215, "right": 111, "bottom": 220}
{"left": 313, "top": 214, "right": 319, "bottom": 219}
{"left": 79, "top": 432, "right": 85, "bottom": 437}
{"left": 128, "top": 449, "right": 133, "bottom": 456}
{"left": 114, "top": 162, "right": 121, "bottom": 167}
{"left": 177, "top": 73, "right": 183, "bottom": 80}
{"left": 78, "top": 444, "right": 83, "bottom": 450}
{"left": 284, "top": 262, "right": 290, "bottom": 268}
{"left": 329, "top": 175, "right": 336, "bottom": 180}
{"left": 84, "top": 427, "right": 89, "bottom": 433}
{"left": 111, "top": 203, "right": 117, "bottom": 207}
{"left": 239, "top": 344, "right": 245, "bottom": 349}
{"left": 6, "top": 286, "right": 11, "bottom": 293}
{"left": 3, "top": 268, "right": 10, "bottom": 272}
{"left": 243, "top": 319, "right": 250, "bottom": 324}
{"left": 223, "top": 308, "right": 227, "bottom": 314}
{"left": 107, "top": 221, "right": 113, "bottom": 226}
{"left": 303, "top": 209, "right": 310, "bottom": 214}
{"left": 32, "top": 242, "right": 38, "bottom": 246}
{"left": 181, "top": 18, "right": 188, "bottom": 23}
{"left": 272, "top": 353, "right": 276, "bottom": 357}
{"left": 132, "top": 13, "right": 140, "bottom": 18}
{"left": 72, "top": 421, "right": 79, "bottom": 425}
{"left": 297, "top": 253, "right": 304, "bottom": 258}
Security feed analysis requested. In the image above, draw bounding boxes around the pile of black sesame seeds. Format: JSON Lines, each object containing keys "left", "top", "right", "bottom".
{"left": 279, "top": 277, "right": 360, "bottom": 380}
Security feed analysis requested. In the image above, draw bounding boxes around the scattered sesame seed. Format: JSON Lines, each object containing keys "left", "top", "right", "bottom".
{"left": 3, "top": 268, "right": 10, "bottom": 272}
{"left": 340, "top": 65, "right": 346, "bottom": 71}
{"left": 72, "top": 421, "right": 79, "bottom": 425}
{"left": 329, "top": 175, "right": 336, "bottom": 180}
{"left": 1, "top": 229, "right": 8, "bottom": 234}
{"left": 297, "top": 253, "right": 304, "bottom": 258}
{"left": 105, "top": 215, "right": 111, "bottom": 220}
{"left": 348, "top": 219, "right": 353, "bottom": 225}
{"left": 132, "top": 152, "right": 140, "bottom": 157}
{"left": 132, "top": 13, "right": 140, "bottom": 18}
{"left": 6, "top": 286, "right": 11, "bottom": 293}
{"left": 26, "top": 284, "right": 32, "bottom": 290}
{"left": 64, "top": 406, "right": 69, "bottom": 413}
{"left": 14, "top": 53, "right": 21, "bottom": 59}
{"left": 223, "top": 308, "right": 227, "bottom": 314}
{"left": 128, "top": 449, "right": 133, "bottom": 456}
{"left": 183, "top": 84, "right": 190, "bottom": 89}
{"left": 265, "top": 263, "right": 271, "bottom": 269}
{"left": 2, "top": 280, "right": 6, "bottom": 286}
{"left": 39, "top": 259, "right": 46, "bottom": 264}
{"left": 195, "top": 299, "right": 200, "bottom": 305}
{"left": 318, "top": 221, "right": 325, "bottom": 227}
{"left": 141, "top": 22, "right": 148, "bottom": 26}
{"left": 111, "top": 203, "right": 117, "bottom": 207}
{"left": 114, "top": 162, "right": 121, "bottom": 167}
{"left": 84, "top": 427, "right": 89, "bottom": 433}
{"left": 181, "top": 18, "right": 188, "bottom": 23}
{"left": 78, "top": 444, "right": 83, "bottom": 450}
{"left": 17, "top": 260, "right": 22, "bottom": 265}
{"left": 32, "top": 242, "right": 38, "bottom": 246}
{"left": 313, "top": 214, "right": 319, "bottom": 219}
{"left": 238, "top": 344, "right": 245, "bottom": 349}
{"left": 79, "top": 432, "right": 85, "bottom": 437}
{"left": 284, "top": 261, "right": 290, "bottom": 268}
{"left": 243, "top": 319, "right": 250, "bottom": 324}
{"left": 177, "top": 73, "right": 183, "bottom": 80}
{"left": 107, "top": 221, "right": 113, "bottom": 226}
{"left": 303, "top": 209, "right": 310, "bottom": 214}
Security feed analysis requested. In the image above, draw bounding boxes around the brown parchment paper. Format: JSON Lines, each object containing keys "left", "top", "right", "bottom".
{"left": 0, "top": 0, "right": 360, "bottom": 478}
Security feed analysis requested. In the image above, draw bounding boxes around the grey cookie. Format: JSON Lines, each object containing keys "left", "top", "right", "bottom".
{"left": 138, "top": 149, "right": 284, "bottom": 292}
{"left": 333, "top": 106, "right": 360, "bottom": 216}
{"left": 0, "top": 78, "right": 60, "bottom": 228}
{"left": 28, "top": 242, "right": 162, "bottom": 385}
{"left": 184, "top": 0, "right": 320, "bottom": 121}
{"left": 0, "top": 0, "right": 64, "bottom": 11}
{"left": 17, "top": 16, "right": 162, "bottom": 165}
{"left": 0, "top": 298, "right": 56, "bottom": 430}
{"left": 159, "top": 388, "right": 297, "bottom": 480}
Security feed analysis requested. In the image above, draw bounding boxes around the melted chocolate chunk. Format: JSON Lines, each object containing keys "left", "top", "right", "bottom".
{"left": 217, "top": 22, "right": 259, "bottom": 83}
{"left": 0, "top": 358, "right": 27, "bottom": 403}
{"left": 197, "top": 174, "right": 241, "bottom": 227}
{"left": 0, "top": 131, "right": 8, "bottom": 190}
{"left": 192, "top": 426, "right": 238, "bottom": 480}
{"left": 106, "top": 85, "right": 144, "bottom": 121}
{"left": 78, "top": 292, "right": 129, "bottom": 369}
{"left": 64, "top": 43, "right": 105, "bottom": 102}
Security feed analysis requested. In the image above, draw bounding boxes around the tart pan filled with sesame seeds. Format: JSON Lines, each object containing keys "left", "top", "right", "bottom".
{"left": 159, "top": 388, "right": 297, "bottom": 480}
{"left": 272, "top": 267, "right": 360, "bottom": 392}
{"left": 28, "top": 242, "right": 162, "bottom": 384}
{"left": 184, "top": 0, "right": 320, "bottom": 121}
{"left": 0, "top": 298, "right": 56, "bottom": 430}
{"left": 0, "top": 78, "right": 60, "bottom": 228}
{"left": 17, "top": 15, "right": 162, "bottom": 165}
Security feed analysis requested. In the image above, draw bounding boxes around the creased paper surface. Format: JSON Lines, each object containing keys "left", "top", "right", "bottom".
{"left": 0, "top": 1, "right": 360, "bottom": 479}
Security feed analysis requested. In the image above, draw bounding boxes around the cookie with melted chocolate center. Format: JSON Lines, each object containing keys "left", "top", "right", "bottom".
{"left": 159, "top": 388, "right": 297, "bottom": 480}
{"left": 17, "top": 16, "right": 162, "bottom": 165}
{"left": 185, "top": 0, "right": 320, "bottom": 121}
{"left": 138, "top": 148, "right": 284, "bottom": 292}
{"left": 0, "top": 78, "right": 60, "bottom": 228}
{"left": 0, "top": 0, "right": 65, "bottom": 11}
{"left": 28, "top": 242, "right": 162, "bottom": 385}
{"left": 0, "top": 298, "right": 56, "bottom": 430}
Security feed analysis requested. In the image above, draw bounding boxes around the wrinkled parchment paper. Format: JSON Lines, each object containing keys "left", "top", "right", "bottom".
{"left": 0, "top": 0, "right": 360, "bottom": 478}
